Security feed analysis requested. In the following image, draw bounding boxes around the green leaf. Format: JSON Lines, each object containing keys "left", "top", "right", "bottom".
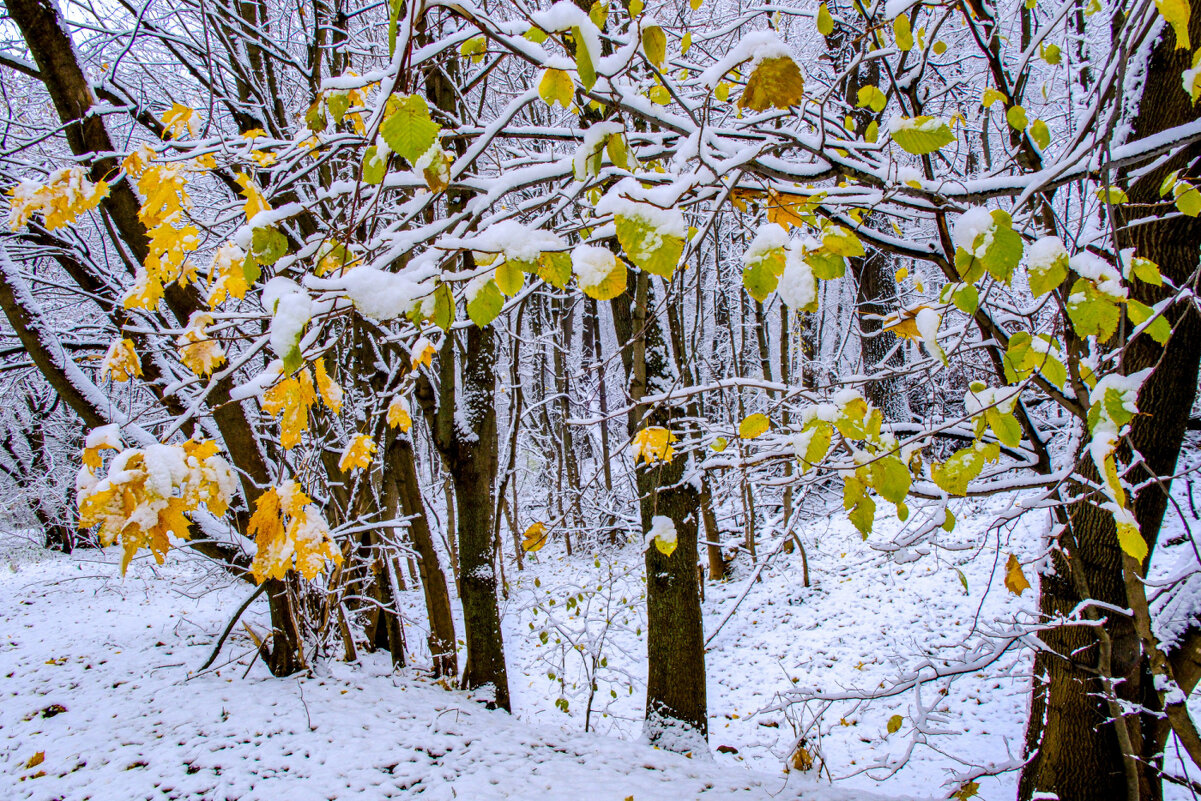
{"left": 799, "top": 422, "right": 832, "bottom": 471}
{"left": 1027, "top": 250, "right": 1068, "bottom": 297}
{"left": 589, "top": 1, "right": 608, "bottom": 28}
{"left": 956, "top": 568, "right": 969, "bottom": 594}
{"left": 931, "top": 442, "right": 1000, "bottom": 496}
{"left": 890, "top": 117, "right": 955, "bottom": 155}
{"left": 327, "top": 93, "right": 350, "bottom": 124}
{"left": 1176, "top": 184, "right": 1201, "bottom": 217}
{"left": 467, "top": 279, "right": 504, "bottom": 327}
{"left": 282, "top": 345, "right": 303, "bottom": 375}
{"left": 1006, "top": 105, "right": 1028, "bottom": 131}
{"left": 742, "top": 247, "right": 785, "bottom": 302}
{"left": 572, "top": 26, "right": 597, "bottom": 90}
{"left": 856, "top": 85, "right": 888, "bottom": 113}
{"left": 952, "top": 283, "right": 979, "bottom": 314}
{"left": 251, "top": 226, "right": 288, "bottom": 266}
{"left": 1130, "top": 256, "right": 1163, "bottom": 286}
{"left": 537, "top": 252, "right": 572, "bottom": 288}
{"left": 843, "top": 472, "right": 875, "bottom": 538}
{"left": 1096, "top": 186, "right": 1129, "bottom": 205}
{"left": 1066, "top": 278, "right": 1122, "bottom": 340}
{"left": 982, "top": 88, "right": 1008, "bottom": 108}
{"left": 979, "top": 210, "right": 1024, "bottom": 283}
{"left": 642, "top": 24, "right": 666, "bottom": 68}
{"left": 1127, "top": 298, "right": 1171, "bottom": 344}
{"left": 1030, "top": 119, "right": 1050, "bottom": 149}
{"left": 432, "top": 282, "right": 454, "bottom": 330}
{"left": 817, "top": 2, "right": 834, "bottom": 35}
{"left": 822, "top": 225, "right": 865, "bottom": 257}
{"left": 893, "top": 13, "right": 914, "bottom": 51}
{"left": 380, "top": 94, "right": 440, "bottom": 165}
{"left": 985, "top": 408, "right": 1023, "bottom": 447}
{"left": 614, "top": 213, "right": 685, "bottom": 278}
{"left": 388, "top": 0, "right": 403, "bottom": 56}
{"left": 362, "top": 145, "right": 388, "bottom": 185}
{"left": 869, "top": 455, "right": 911, "bottom": 504}
{"left": 806, "top": 250, "right": 846, "bottom": 280}
{"left": 495, "top": 259, "right": 526, "bottom": 296}
{"left": 459, "top": 35, "right": 486, "bottom": 62}
{"left": 305, "top": 101, "right": 327, "bottom": 133}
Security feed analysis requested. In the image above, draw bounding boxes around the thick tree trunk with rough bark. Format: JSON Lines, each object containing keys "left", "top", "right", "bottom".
{"left": 1019, "top": 14, "right": 1201, "bottom": 800}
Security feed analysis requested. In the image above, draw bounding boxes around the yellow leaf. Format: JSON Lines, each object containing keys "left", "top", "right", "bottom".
{"left": 24, "top": 751, "right": 45, "bottom": 769}
{"left": 387, "top": 396, "right": 413, "bottom": 432}
{"left": 160, "top": 103, "right": 197, "bottom": 139}
{"left": 176, "top": 313, "right": 226, "bottom": 377}
{"left": 738, "top": 56, "right": 805, "bottom": 111}
{"left": 522, "top": 522, "right": 549, "bottom": 552}
{"left": 411, "top": 337, "right": 437, "bottom": 370}
{"left": 817, "top": 3, "right": 834, "bottom": 36}
{"left": 262, "top": 368, "right": 317, "bottom": 449}
{"left": 101, "top": 338, "right": 142, "bottom": 383}
{"left": 1156, "top": 0, "right": 1191, "bottom": 49}
{"left": 207, "top": 243, "right": 250, "bottom": 307}
{"left": 8, "top": 167, "right": 109, "bottom": 231}
{"left": 981, "top": 87, "right": 1007, "bottom": 108}
{"left": 233, "top": 172, "right": 271, "bottom": 222}
{"left": 631, "top": 426, "right": 676, "bottom": 465}
{"left": 739, "top": 412, "right": 770, "bottom": 439}
{"left": 248, "top": 482, "right": 341, "bottom": 582}
{"left": 881, "top": 305, "right": 929, "bottom": 340}
{"left": 887, "top": 714, "right": 903, "bottom": 734}
{"left": 538, "top": 69, "right": 574, "bottom": 108}
{"left": 1118, "top": 520, "right": 1149, "bottom": 562}
{"left": 573, "top": 246, "right": 627, "bottom": 300}
{"left": 314, "top": 357, "right": 343, "bottom": 413}
{"left": 953, "top": 781, "right": 980, "bottom": 801}
{"left": 338, "top": 433, "right": 376, "bottom": 472}
{"left": 711, "top": 436, "right": 728, "bottom": 452}
{"left": 1004, "top": 553, "right": 1031, "bottom": 595}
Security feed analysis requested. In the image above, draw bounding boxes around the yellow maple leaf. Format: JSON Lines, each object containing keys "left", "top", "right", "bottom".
{"left": 631, "top": 426, "right": 676, "bottom": 465}
{"left": 881, "top": 305, "right": 929, "bottom": 340}
{"left": 262, "top": 368, "right": 316, "bottom": 449}
{"left": 177, "top": 312, "right": 226, "bottom": 377}
{"left": 8, "top": 168, "right": 109, "bottom": 231}
{"left": 122, "top": 144, "right": 157, "bottom": 179}
{"left": 100, "top": 338, "right": 142, "bottom": 383}
{"left": 160, "top": 103, "right": 197, "bottom": 139}
{"left": 387, "top": 396, "right": 413, "bottom": 432}
{"left": 207, "top": 243, "right": 250, "bottom": 307}
{"left": 137, "top": 164, "right": 190, "bottom": 229}
{"left": 314, "top": 358, "right": 343, "bottom": 413}
{"left": 234, "top": 172, "right": 270, "bottom": 222}
{"left": 411, "top": 337, "right": 437, "bottom": 370}
{"left": 338, "top": 433, "right": 376, "bottom": 472}
{"left": 248, "top": 482, "right": 341, "bottom": 582}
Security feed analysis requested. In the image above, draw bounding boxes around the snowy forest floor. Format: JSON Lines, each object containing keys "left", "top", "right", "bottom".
{"left": 2, "top": 488, "right": 1199, "bottom": 800}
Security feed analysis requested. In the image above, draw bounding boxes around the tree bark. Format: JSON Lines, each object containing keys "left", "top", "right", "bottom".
{"left": 1019, "top": 13, "right": 1201, "bottom": 799}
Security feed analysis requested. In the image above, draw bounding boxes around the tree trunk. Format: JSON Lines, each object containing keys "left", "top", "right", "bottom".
{"left": 1019, "top": 12, "right": 1201, "bottom": 799}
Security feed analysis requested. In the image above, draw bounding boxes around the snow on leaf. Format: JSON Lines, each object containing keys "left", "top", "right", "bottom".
{"left": 249, "top": 482, "right": 340, "bottom": 582}
{"left": 572, "top": 245, "right": 626, "bottom": 299}
{"left": 314, "top": 358, "right": 343, "bottom": 413}
{"left": 888, "top": 116, "right": 955, "bottom": 154}
{"left": 101, "top": 338, "right": 142, "bottom": 383}
{"left": 631, "top": 426, "right": 676, "bottom": 465}
{"left": 613, "top": 212, "right": 685, "bottom": 278}
{"left": 931, "top": 442, "right": 1000, "bottom": 496}
{"left": 466, "top": 278, "right": 504, "bottom": 327}
{"left": 7, "top": 168, "right": 110, "bottom": 231}
{"left": 387, "top": 396, "right": 413, "bottom": 432}
{"left": 176, "top": 313, "right": 226, "bottom": 377}
{"left": 646, "top": 515, "right": 677, "bottom": 557}
{"left": 1004, "top": 553, "right": 1031, "bottom": 596}
{"left": 338, "top": 434, "right": 376, "bottom": 472}
{"left": 380, "top": 94, "right": 440, "bottom": 165}
{"left": 160, "top": 103, "right": 197, "bottom": 139}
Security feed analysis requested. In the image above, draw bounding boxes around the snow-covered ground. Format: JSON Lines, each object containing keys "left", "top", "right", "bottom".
{"left": 1, "top": 485, "right": 1195, "bottom": 800}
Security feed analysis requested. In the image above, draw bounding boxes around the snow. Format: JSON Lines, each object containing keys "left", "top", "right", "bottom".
{"left": 261, "top": 278, "right": 313, "bottom": 358}
{"left": 1069, "top": 252, "right": 1126, "bottom": 298}
{"left": 699, "top": 31, "right": 795, "bottom": 88}
{"left": 465, "top": 272, "right": 493, "bottom": 303}
{"left": 951, "top": 207, "right": 994, "bottom": 254}
{"left": 744, "top": 225, "right": 789, "bottom": 264}
{"left": 645, "top": 515, "right": 677, "bottom": 551}
{"left": 1026, "top": 236, "right": 1067, "bottom": 271}
{"left": 84, "top": 425, "right": 122, "bottom": 451}
{"left": 777, "top": 244, "right": 816, "bottom": 309}
{"left": 884, "top": 0, "right": 918, "bottom": 20}
{"left": 444, "top": 220, "right": 566, "bottom": 264}
{"left": 316, "top": 266, "right": 425, "bottom": 321}
{"left": 573, "top": 122, "right": 624, "bottom": 177}
{"left": 571, "top": 245, "right": 616, "bottom": 288}
{"left": 594, "top": 179, "right": 688, "bottom": 239}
